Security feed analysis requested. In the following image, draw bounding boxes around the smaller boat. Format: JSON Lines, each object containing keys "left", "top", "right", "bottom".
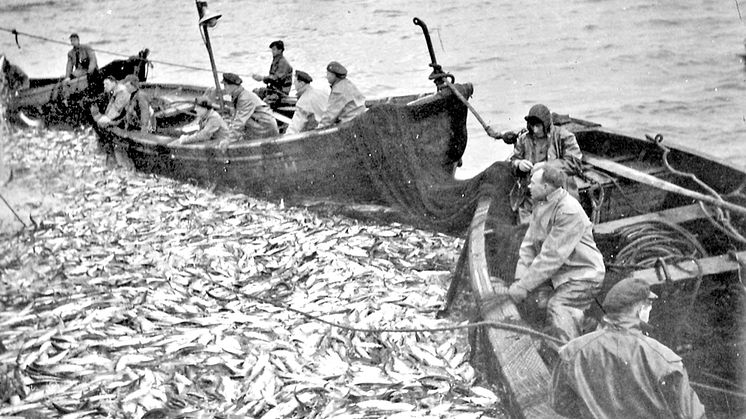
{"left": 448, "top": 118, "right": 746, "bottom": 418}
{"left": 5, "top": 49, "right": 150, "bottom": 128}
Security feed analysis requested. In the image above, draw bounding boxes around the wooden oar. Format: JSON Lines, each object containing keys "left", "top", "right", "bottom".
{"left": 443, "top": 80, "right": 499, "bottom": 138}
{"left": 584, "top": 153, "right": 746, "bottom": 216}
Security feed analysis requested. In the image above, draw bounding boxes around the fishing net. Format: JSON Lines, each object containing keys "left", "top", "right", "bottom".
{"left": 346, "top": 98, "right": 518, "bottom": 236}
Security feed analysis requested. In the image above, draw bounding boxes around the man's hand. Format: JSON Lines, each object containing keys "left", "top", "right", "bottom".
{"left": 251, "top": 73, "right": 263, "bottom": 82}
{"left": 502, "top": 130, "right": 518, "bottom": 145}
{"left": 508, "top": 282, "right": 530, "bottom": 303}
{"left": 515, "top": 159, "right": 534, "bottom": 172}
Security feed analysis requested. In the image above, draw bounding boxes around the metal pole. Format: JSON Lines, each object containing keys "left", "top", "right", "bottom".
{"left": 201, "top": 26, "right": 224, "bottom": 113}
{"left": 195, "top": 0, "right": 224, "bottom": 112}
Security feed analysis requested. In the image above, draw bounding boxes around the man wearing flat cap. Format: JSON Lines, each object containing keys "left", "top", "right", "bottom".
{"left": 205, "top": 72, "right": 279, "bottom": 141}
{"left": 65, "top": 33, "right": 98, "bottom": 79}
{"left": 252, "top": 40, "right": 293, "bottom": 104}
{"left": 318, "top": 61, "right": 366, "bottom": 128}
{"left": 172, "top": 97, "right": 230, "bottom": 146}
{"left": 286, "top": 70, "right": 327, "bottom": 135}
{"left": 551, "top": 276, "right": 705, "bottom": 419}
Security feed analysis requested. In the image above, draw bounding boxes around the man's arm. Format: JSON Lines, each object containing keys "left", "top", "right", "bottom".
{"left": 514, "top": 223, "right": 537, "bottom": 280}
{"left": 179, "top": 116, "right": 222, "bottom": 145}
{"left": 263, "top": 57, "right": 292, "bottom": 86}
{"left": 97, "top": 90, "right": 130, "bottom": 125}
{"left": 86, "top": 48, "right": 98, "bottom": 73}
{"left": 660, "top": 368, "right": 706, "bottom": 419}
{"left": 318, "top": 89, "right": 345, "bottom": 128}
{"left": 515, "top": 207, "right": 587, "bottom": 291}
{"left": 231, "top": 94, "right": 257, "bottom": 132}
{"left": 509, "top": 136, "right": 526, "bottom": 164}
{"left": 286, "top": 108, "right": 308, "bottom": 135}
{"left": 65, "top": 50, "right": 74, "bottom": 78}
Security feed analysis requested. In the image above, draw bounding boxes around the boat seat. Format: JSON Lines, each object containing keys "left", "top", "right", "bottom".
{"left": 594, "top": 203, "right": 705, "bottom": 235}
{"left": 628, "top": 250, "right": 746, "bottom": 284}
{"left": 578, "top": 152, "right": 669, "bottom": 192}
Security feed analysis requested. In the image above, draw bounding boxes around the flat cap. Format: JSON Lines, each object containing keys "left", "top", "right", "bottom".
{"left": 69, "top": 33, "right": 79, "bottom": 39}
{"left": 602, "top": 277, "right": 658, "bottom": 313}
{"left": 221, "top": 72, "right": 242, "bottom": 85}
{"left": 269, "top": 40, "right": 284, "bottom": 50}
{"left": 194, "top": 96, "right": 213, "bottom": 108}
{"left": 326, "top": 61, "right": 347, "bottom": 77}
{"left": 295, "top": 70, "right": 312, "bottom": 84}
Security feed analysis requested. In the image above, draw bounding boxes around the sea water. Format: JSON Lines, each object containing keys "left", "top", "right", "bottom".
{"left": 1, "top": 0, "right": 745, "bottom": 178}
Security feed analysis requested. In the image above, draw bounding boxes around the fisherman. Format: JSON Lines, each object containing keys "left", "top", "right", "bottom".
{"left": 172, "top": 97, "right": 230, "bottom": 146}
{"left": 251, "top": 40, "right": 293, "bottom": 105}
{"left": 508, "top": 163, "right": 605, "bottom": 345}
{"left": 65, "top": 33, "right": 98, "bottom": 79}
{"left": 551, "top": 276, "right": 706, "bottom": 418}
{"left": 317, "top": 61, "right": 366, "bottom": 128}
{"left": 488, "top": 104, "right": 582, "bottom": 224}
{"left": 208, "top": 72, "right": 279, "bottom": 140}
{"left": 285, "top": 70, "right": 327, "bottom": 135}
{"left": 121, "top": 74, "right": 153, "bottom": 132}
{"left": 92, "top": 75, "right": 130, "bottom": 127}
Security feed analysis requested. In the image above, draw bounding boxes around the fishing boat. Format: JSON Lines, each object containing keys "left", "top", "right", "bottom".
{"left": 94, "top": 81, "right": 471, "bottom": 205}
{"left": 449, "top": 116, "right": 746, "bottom": 418}
{"left": 94, "top": 17, "right": 474, "bottom": 210}
{"left": 5, "top": 49, "right": 150, "bottom": 128}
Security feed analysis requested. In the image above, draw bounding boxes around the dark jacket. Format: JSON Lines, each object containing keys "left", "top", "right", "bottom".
{"left": 551, "top": 315, "right": 706, "bottom": 419}
{"left": 263, "top": 54, "right": 293, "bottom": 95}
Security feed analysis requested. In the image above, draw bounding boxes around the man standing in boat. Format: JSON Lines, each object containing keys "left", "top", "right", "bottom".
{"left": 208, "top": 73, "right": 279, "bottom": 140}
{"left": 286, "top": 70, "right": 327, "bottom": 134}
{"left": 508, "top": 163, "right": 605, "bottom": 345}
{"left": 172, "top": 97, "right": 230, "bottom": 146}
{"left": 317, "top": 61, "right": 366, "bottom": 128}
{"left": 489, "top": 104, "right": 582, "bottom": 224}
{"left": 251, "top": 40, "right": 293, "bottom": 106}
{"left": 65, "top": 33, "right": 98, "bottom": 79}
{"left": 551, "top": 276, "right": 705, "bottom": 418}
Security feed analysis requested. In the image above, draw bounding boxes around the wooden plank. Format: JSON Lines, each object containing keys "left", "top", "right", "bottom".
{"left": 629, "top": 250, "right": 746, "bottom": 283}
{"left": 583, "top": 153, "right": 746, "bottom": 216}
{"left": 467, "top": 197, "right": 561, "bottom": 419}
{"left": 594, "top": 204, "right": 704, "bottom": 235}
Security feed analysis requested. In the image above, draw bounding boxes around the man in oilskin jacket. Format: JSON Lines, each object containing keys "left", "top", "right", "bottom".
{"left": 489, "top": 104, "right": 583, "bottom": 224}
{"left": 508, "top": 163, "right": 605, "bottom": 345}
{"left": 551, "top": 276, "right": 705, "bottom": 419}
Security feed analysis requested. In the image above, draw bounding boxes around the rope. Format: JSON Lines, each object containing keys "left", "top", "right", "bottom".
{"left": 648, "top": 134, "right": 746, "bottom": 244}
{"left": 202, "top": 284, "right": 565, "bottom": 346}
{"left": 0, "top": 27, "right": 256, "bottom": 79}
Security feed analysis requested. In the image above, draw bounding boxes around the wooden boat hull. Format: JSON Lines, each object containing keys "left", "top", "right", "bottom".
{"left": 96, "top": 83, "right": 472, "bottom": 205}
{"left": 6, "top": 50, "right": 150, "bottom": 128}
{"left": 460, "top": 118, "right": 746, "bottom": 418}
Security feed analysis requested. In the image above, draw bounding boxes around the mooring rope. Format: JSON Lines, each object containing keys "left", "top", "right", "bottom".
{"left": 0, "top": 27, "right": 255, "bottom": 79}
